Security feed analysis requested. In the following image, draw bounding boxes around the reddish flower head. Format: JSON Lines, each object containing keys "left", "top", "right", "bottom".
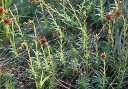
{"left": 0, "top": 6, "right": 4, "bottom": 14}
{"left": 4, "top": 18, "right": 11, "bottom": 24}
{"left": 103, "top": 26, "right": 109, "bottom": 33}
{"left": 40, "top": 37, "right": 47, "bottom": 45}
{"left": 105, "top": 13, "right": 112, "bottom": 21}
{"left": 115, "top": 9, "right": 121, "bottom": 17}
{"left": 28, "top": 0, "right": 36, "bottom": 4}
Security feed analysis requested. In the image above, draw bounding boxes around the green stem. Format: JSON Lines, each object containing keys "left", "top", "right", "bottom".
{"left": 102, "top": 60, "right": 106, "bottom": 89}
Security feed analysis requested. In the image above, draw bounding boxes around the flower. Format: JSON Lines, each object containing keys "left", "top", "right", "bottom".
{"left": 105, "top": 13, "right": 112, "bottom": 21}
{"left": 115, "top": 9, "right": 121, "bottom": 17}
{"left": 0, "top": 6, "right": 4, "bottom": 14}
{"left": 40, "top": 37, "right": 47, "bottom": 45}
{"left": 103, "top": 26, "right": 109, "bottom": 33}
{"left": 4, "top": 18, "right": 11, "bottom": 24}
{"left": 101, "top": 52, "right": 106, "bottom": 60}
{"left": 28, "top": 0, "right": 36, "bottom": 4}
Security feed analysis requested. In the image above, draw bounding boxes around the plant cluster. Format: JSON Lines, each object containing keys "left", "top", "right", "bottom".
{"left": 0, "top": 0, "right": 128, "bottom": 89}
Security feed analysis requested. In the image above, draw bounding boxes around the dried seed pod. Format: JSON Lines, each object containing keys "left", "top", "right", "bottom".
{"left": 101, "top": 52, "right": 106, "bottom": 60}
{"left": 103, "top": 25, "right": 109, "bottom": 33}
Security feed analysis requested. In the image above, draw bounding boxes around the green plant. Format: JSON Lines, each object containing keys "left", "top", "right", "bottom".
{"left": 76, "top": 74, "right": 90, "bottom": 89}
{"left": 0, "top": 0, "right": 128, "bottom": 89}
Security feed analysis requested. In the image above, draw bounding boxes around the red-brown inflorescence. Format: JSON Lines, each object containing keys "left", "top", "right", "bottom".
{"left": 40, "top": 37, "right": 47, "bottom": 46}
{"left": 105, "top": 13, "right": 112, "bottom": 21}
{"left": 4, "top": 18, "right": 11, "bottom": 24}
{"left": 103, "top": 25, "right": 109, "bottom": 33}
{"left": 28, "top": 0, "right": 36, "bottom": 4}
{"left": 0, "top": 6, "right": 4, "bottom": 14}
{"left": 115, "top": 9, "right": 121, "bottom": 18}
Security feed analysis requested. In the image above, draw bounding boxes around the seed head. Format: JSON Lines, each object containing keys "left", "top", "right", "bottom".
{"left": 0, "top": 6, "right": 4, "bottom": 14}
{"left": 29, "top": 0, "right": 36, "bottom": 4}
{"left": 115, "top": 9, "right": 121, "bottom": 18}
{"left": 105, "top": 13, "right": 112, "bottom": 21}
{"left": 103, "top": 26, "right": 109, "bottom": 33}
{"left": 101, "top": 52, "right": 106, "bottom": 60}
{"left": 40, "top": 37, "right": 48, "bottom": 46}
{"left": 4, "top": 18, "right": 11, "bottom": 24}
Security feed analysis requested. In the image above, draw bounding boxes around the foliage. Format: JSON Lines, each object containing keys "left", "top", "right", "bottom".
{"left": 0, "top": 0, "right": 128, "bottom": 89}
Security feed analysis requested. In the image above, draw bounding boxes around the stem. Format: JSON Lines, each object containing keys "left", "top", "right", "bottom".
{"left": 102, "top": 60, "right": 106, "bottom": 89}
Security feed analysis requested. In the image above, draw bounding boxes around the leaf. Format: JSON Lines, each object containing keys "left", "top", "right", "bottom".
{"left": 40, "top": 76, "right": 49, "bottom": 88}
{"left": 98, "top": 41, "right": 110, "bottom": 52}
